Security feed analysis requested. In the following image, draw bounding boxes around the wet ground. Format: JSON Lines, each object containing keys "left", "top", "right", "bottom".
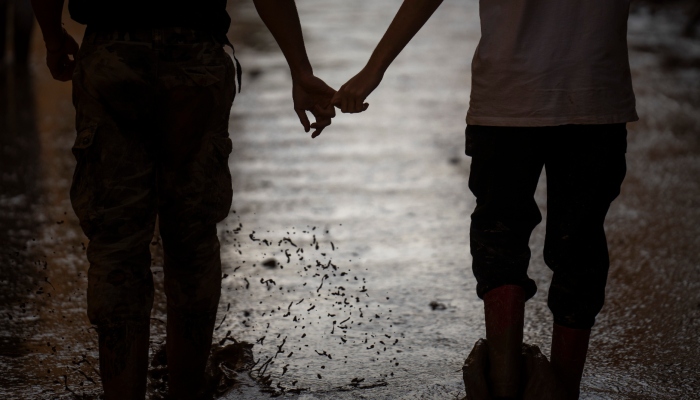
{"left": 1, "top": 0, "right": 700, "bottom": 399}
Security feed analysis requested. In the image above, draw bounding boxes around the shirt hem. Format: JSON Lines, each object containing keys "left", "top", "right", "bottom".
{"left": 465, "top": 112, "right": 639, "bottom": 127}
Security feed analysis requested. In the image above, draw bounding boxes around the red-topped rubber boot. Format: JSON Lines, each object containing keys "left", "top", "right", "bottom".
{"left": 484, "top": 285, "right": 526, "bottom": 399}
{"left": 550, "top": 323, "right": 591, "bottom": 400}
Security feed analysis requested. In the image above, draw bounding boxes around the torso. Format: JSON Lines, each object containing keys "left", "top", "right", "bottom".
{"left": 467, "top": 0, "right": 638, "bottom": 127}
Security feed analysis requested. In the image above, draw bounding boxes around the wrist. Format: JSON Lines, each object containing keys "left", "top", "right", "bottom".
{"left": 291, "top": 68, "right": 315, "bottom": 85}
{"left": 364, "top": 57, "right": 388, "bottom": 77}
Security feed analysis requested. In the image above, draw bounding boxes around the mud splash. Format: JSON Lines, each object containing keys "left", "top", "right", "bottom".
{"left": 2, "top": 1, "right": 700, "bottom": 399}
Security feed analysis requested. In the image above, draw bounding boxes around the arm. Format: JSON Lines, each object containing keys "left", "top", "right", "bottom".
{"left": 252, "top": 0, "right": 336, "bottom": 138}
{"left": 30, "top": 0, "right": 80, "bottom": 81}
{"left": 332, "top": 0, "right": 444, "bottom": 113}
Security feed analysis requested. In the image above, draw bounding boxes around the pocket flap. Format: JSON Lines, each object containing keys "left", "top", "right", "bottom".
{"left": 182, "top": 65, "right": 225, "bottom": 87}
{"left": 74, "top": 127, "right": 96, "bottom": 150}
{"left": 211, "top": 135, "right": 233, "bottom": 158}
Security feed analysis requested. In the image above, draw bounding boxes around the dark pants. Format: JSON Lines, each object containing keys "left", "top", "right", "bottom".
{"left": 466, "top": 124, "right": 627, "bottom": 329}
{"left": 71, "top": 28, "right": 237, "bottom": 328}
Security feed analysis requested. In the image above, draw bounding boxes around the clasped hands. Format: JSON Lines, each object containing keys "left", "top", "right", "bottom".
{"left": 294, "top": 66, "right": 381, "bottom": 138}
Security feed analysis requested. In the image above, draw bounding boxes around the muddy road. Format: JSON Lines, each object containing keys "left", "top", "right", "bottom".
{"left": 1, "top": 1, "right": 699, "bottom": 399}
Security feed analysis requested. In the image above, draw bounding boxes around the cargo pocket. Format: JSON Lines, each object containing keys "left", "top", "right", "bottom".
{"left": 183, "top": 65, "right": 226, "bottom": 87}
{"left": 162, "top": 65, "right": 226, "bottom": 89}
{"left": 70, "top": 126, "right": 101, "bottom": 237}
{"left": 72, "top": 126, "right": 96, "bottom": 156}
{"left": 205, "top": 134, "right": 233, "bottom": 224}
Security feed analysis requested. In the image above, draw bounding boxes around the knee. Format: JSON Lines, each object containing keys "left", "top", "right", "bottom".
{"left": 164, "top": 269, "right": 221, "bottom": 315}
{"left": 471, "top": 199, "right": 542, "bottom": 237}
{"left": 159, "top": 221, "right": 222, "bottom": 312}
{"left": 544, "top": 229, "right": 609, "bottom": 271}
{"left": 87, "top": 266, "right": 154, "bottom": 326}
{"left": 159, "top": 220, "right": 219, "bottom": 261}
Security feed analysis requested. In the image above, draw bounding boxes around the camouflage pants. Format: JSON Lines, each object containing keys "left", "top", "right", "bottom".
{"left": 466, "top": 124, "right": 627, "bottom": 329}
{"left": 71, "top": 28, "right": 236, "bottom": 327}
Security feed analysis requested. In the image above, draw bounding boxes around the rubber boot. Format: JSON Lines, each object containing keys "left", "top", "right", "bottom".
{"left": 550, "top": 323, "right": 591, "bottom": 400}
{"left": 98, "top": 321, "right": 150, "bottom": 400}
{"left": 166, "top": 309, "right": 217, "bottom": 400}
{"left": 484, "top": 284, "right": 526, "bottom": 399}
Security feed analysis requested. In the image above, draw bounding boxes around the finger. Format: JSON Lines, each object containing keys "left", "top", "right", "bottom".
{"left": 352, "top": 98, "right": 362, "bottom": 114}
{"left": 351, "top": 98, "right": 364, "bottom": 114}
{"left": 320, "top": 89, "right": 336, "bottom": 108}
{"left": 295, "top": 108, "right": 311, "bottom": 132}
{"left": 330, "top": 92, "right": 342, "bottom": 108}
{"left": 55, "top": 64, "right": 70, "bottom": 81}
{"left": 352, "top": 102, "right": 369, "bottom": 114}
{"left": 322, "top": 83, "right": 336, "bottom": 98}
{"left": 66, "top": 36, "right": 80, "bottom": 54}
{"left": 59, "top": 60, "right": 76, "bottom": 81}
{"left": 57, "top": 69, "right": 72, "bottom": 82}
{"left": 310, "top": 118, "right": 331, "bottom": 138}
{"left": 49, "top": 62, "right": 64, "bottom": 81}
{"left": 311, "top": 124, "right": 326, "bottom": 139}
{"left": 313, "top": 103, "right": 335, "bottom": 119}
{"left": 310, "top": 118, "right": 331, "bottom": 129}
{"left": 311, "top": 77, "right": 336, "bottom": 99}
{"left": 344, "top": 99, "right": 359, "bottom": 114}
{"left": 341, "top": 97, "right": 349, "bottom": 114}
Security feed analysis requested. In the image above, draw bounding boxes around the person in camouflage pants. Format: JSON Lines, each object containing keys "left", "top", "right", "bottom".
{"left": 70, "top": 29, "right": 237, "bottom": 398}
{"left": 31, "top": 0, "right": 337, "bottom": 398}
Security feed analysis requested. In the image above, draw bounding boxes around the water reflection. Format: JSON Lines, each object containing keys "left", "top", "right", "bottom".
{"left": 1, "top": 1, "right": 699, "bottom": 399}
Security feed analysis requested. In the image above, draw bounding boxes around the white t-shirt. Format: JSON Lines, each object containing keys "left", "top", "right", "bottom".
{"left": 467, "top": 0, "right": 639, "bottom": 127}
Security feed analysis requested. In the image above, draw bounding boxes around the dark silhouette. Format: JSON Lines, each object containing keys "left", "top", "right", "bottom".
{"left": 331, "top": 1, "right": 636, "bottom": 399}
{"left": 683, "top": 1, "right": 700, "bottom": 37}
{"left": 0, "top": 0, "right": 34, "bottom": 65}
{"left": 30, "top": 0, "right": 335, "bottom": 398}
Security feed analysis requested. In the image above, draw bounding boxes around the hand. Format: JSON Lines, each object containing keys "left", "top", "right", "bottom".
{"left": 45, "top": 28, "right": 80, "bottom": 82}
{"left": 331, "top": 66, "right": 382, "bottom": 114}
{"left": 293, "top": 74, "right": 337, "bottom": 138}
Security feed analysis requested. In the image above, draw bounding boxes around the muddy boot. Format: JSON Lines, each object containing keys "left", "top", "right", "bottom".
{"left": 463, "top": 339, "right": 492, "bottom": 400}
{"left": 98, "top": 321, "right": 150, "bottom": 400}
{"left": 520, "top": 343, "right": 562, "bottom": 400}
{"left": 166, "top": 309, "right": 217, "bottom": 400}
{"left": 483, "top": 285, "right": 525, "bottom": 399}
{"left": 549, "top": 323, "right": 591, "bottom": 400}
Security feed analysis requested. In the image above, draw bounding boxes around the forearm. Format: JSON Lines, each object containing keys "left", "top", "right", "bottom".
{"left": 252, "top": 0, "right": 313, "bottom": 80}
{"left": 365, "top": 0, "right": 443, "bottom": 74}
{"left": 30, "top": 0, "right": 65, "bottom": 50}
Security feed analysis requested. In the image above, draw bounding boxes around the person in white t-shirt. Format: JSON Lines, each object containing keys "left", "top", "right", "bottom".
{"left": 329, "top": 1, "right": 636, "bottom": 399}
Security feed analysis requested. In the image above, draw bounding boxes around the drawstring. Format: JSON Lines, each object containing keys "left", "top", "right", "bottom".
{"left": 222, "top": 36, "right": 242, "bottom": 94}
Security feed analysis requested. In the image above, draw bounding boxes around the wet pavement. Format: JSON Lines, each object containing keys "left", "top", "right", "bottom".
{"left": 1, "top": 1, "right": 700, "bottom": 399}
